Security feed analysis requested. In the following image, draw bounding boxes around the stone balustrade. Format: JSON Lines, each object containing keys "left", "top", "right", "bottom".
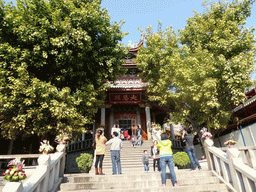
{"left": 204, "top": 139, "right": 256, "bottom": 192}
{"left": 2, "top": 144, "right": 66, "bottom": 192}
{"left": 221, "top": 146, "right": 256, "bottom": 169}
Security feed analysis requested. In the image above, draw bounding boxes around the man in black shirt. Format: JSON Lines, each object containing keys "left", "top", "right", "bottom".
{"left": 182, "top": 128, "right": 202, "bottom": 170}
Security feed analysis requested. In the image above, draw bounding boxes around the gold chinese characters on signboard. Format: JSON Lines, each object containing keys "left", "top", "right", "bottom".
{"left": 109, "top": 93, "right": 141, "bottom": 103}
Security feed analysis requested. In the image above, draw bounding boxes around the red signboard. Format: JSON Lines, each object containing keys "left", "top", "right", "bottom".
{"left": 109, "top": 93, "right": 141, "bottom": 103}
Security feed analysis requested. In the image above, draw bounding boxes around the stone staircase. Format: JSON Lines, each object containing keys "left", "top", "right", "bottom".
{"left": 58, "top": 140, "right": 230, "bottom": 192}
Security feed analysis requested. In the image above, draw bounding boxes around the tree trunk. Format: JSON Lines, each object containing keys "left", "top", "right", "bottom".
{"left": 7, "top": 139, "right": 14, "bottom": 154}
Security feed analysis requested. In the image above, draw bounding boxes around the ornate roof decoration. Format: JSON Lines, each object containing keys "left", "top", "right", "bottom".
{"left": 127, "top": 33, "right": 144, "bottom": 52}
{"left": 107, "top": 77, "right": 148, "bottom": 89}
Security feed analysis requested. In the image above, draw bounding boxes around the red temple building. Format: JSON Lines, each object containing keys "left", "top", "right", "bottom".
{"left": 94, "top": 36, "right": 170, "bottom": 140}
{"left": 229, "top": 88, "right": 256, "bottom": 130}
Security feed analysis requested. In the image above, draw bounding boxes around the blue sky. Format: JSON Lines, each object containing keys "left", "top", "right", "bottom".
{"left": 101, "top": 0, "right": 256, "bottom": 45}
{"left": 101, "top": 0, "right": 256, "bottom": 79}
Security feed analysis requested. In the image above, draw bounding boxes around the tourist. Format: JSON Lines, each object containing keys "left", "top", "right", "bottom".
{"left": 136, "top": 125, "right": 142, "bottom": 146}
{"left": 151, "top": 140, "right": 161, "bottom": 172}
{"left": 105, "top": 131, "right": 123, "bottom": 175}
{"left": 182, "top": 128, "right": 202, "bottom": 170}
{"left": 111, "top": 125, "right": 121, "bottom": 139}
{"left": 152, "top": 127, "right": 161, "bottom": 141}
{"left": 142, "top": 150, "right": 151, "bottom": 173}
{"left": 157, "top": 133, "right": 178, "bottom": 187}
{"left": 132, "top": 124, "right": 137, "bottom": 137}
{"left": 94, "top": 129, "right": 107, "bottom": 175}
{"left": 123, "top": 129, "right": 128, "bottom": 140}
{"left": 120, "top": 129, "right": 125, "bottom": 140}
{"left": 131, "top": 135, "right": 136, "bottom": 148}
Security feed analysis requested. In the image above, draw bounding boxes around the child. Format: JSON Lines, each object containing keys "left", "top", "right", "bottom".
{"left": 123, "top": 129, "right": 128, "bottom": 140}
{"left": 142, "top": 150, "right": 151, "bottom": 173}
{"left": 131, "top": 135, "right": 136, "bottom": 147}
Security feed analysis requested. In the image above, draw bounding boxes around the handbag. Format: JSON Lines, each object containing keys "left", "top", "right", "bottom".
{"left": 154, "top": 155, "right": 160, "bottom": 159}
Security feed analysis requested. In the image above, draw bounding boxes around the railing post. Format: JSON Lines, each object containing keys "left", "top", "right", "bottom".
{"left": 227, "top": 148, "right": 244, "bottom": 192}
{"left": 246, "top": 149, "right": 256, "bottom": 169}
{"left": 57, "top": 144, "right": 66, "bottom": 177}
{"left": 37, "top": 154, "right": 50, "bottom": 192}
{"left": 204, "top": 139, "right": 214, "bottom": 170}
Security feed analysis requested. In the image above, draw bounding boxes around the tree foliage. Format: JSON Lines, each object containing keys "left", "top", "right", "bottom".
{"left": 137, "top": 0, "right": 256, "bottom": 132}
{"left": 0, "top": 0, "right": 126, "bottom": 138}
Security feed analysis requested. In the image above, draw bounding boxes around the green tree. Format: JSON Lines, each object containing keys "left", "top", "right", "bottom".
{"left": 137, "top": 0, "right": 256, "bottom": 133}
{"left": 0, "top": 0, "right": 126, "bottom": 139}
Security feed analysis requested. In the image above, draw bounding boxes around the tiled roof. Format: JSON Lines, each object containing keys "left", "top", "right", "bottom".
{"left": 232, "top": 95, "right": 256, "bottom": 113}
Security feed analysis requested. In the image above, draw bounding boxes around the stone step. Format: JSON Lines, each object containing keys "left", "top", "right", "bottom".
{"left": 58, "top": 183, "right": 229, "bottom": 192}
{"left": 99, "top": 158, "right": 155, "bottom": 164}
{"left": 59, "top": 171, "right": 228, "bottom": 191}
{"left": 105, "top": 147, "right": 152, "bottom": 152}
{"left": 89, "top": 167, "right": 162, "bottom": 175}
{"left": 103, "top": 152, "right": 152, "bottom": 158}
{"left": 102, "top": 156, "right": 152, "bottom": 161}
{"left": 65, "top": 170, "right": 215, "bottom": 183}
{"left": 90, "top": 161, "right": 162, "bottom": 173}
{"left": 58, "top": 139, "right": 229, "bottom": 192}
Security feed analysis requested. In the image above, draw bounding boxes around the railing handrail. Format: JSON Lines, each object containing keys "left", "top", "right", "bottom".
{"left": 219, "top": 146, "right": 256, "bottom": 150}
{"left": 204, "top": 139, "right": 256, "bottom": 192}
{"left": 0, "top": 154, "right": 41, "bottom": 160}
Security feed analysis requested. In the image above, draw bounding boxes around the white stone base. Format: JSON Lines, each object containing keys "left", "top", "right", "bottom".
{"left": 2, "top": 181, "right": 23, "bottom": 192}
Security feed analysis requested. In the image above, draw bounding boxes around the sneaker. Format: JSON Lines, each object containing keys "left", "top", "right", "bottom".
{"left": 198, "top": 167, "right": 202, "bottom": 170}
{"left": 161, "top": 184, "right": 166, "bottom": 187}
{"left": 174, "top": 183, "right": 179, "bottom": 187}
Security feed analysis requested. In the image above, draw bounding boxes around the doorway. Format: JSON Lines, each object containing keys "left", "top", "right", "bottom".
{"left": 119, "top": 120, "right": 132, "bottom": 135}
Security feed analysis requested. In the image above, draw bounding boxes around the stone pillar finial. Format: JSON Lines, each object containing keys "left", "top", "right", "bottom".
{"left": 57, "top": 144, "right": 66, "bottom": 152}
{"left": 38, "top": 154, "right": 51, "bottom": 166}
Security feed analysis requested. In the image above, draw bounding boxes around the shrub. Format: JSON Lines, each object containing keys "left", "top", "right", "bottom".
{"left": 76, "top": 153, "right": 93, "bottom": 172}
{"left": 173, "top": 152, "right": 190, "bottom": 169}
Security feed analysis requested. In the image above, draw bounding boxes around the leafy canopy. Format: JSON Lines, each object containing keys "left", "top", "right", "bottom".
{"left": 137, "top": 0, "right": 256, "bottom": 132}
{"left": 0, "top": 0, "right": 126, "bottom": 138}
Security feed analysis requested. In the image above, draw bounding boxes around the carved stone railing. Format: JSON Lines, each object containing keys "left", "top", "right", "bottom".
{"left": 65, "top": 138, "right": 94, "bottom": 173}
{"left": 204, "top": 139, "right": 256, "bottom": 192}
{"left": 170, "top": 139, "right": 183, "bottom": 149}
{"left": 221, "top": 146, "right": 256, "bottom": 169}
{"left": 2, "top": 144, "right": 66, "bottom": 192}
{"left": 66, "top": 138, "right": 93, "bottom": 153}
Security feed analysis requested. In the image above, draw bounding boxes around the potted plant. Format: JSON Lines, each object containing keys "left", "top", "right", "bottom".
{"left": 2, "top": 158, "right": 27, "bottom": 182}
{"left": 39, "top": 140, "right": 54, "bottom": 154}
{"left": 55, "top": 131, "right": 71, "bottom": 144}
{"left": 173, "top": 152, "right": 191, "bottom": 169}
{"left": 202, "top": 132, "right": 212, "bottom": 139}
{"left": 200, "top": 127, "right": 212, "bottom": 139}
{"left": 224, "top": 140, "right": 237, "bottom": 148}
{"left": 76, "top": 153, "right": 93, "bottom": 173}
{"left": 151, "top": 123, "right": 157, "bottom": 128}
